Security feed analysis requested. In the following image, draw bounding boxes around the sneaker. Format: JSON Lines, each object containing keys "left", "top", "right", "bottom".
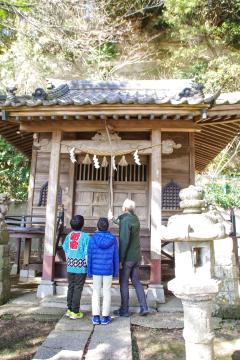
{"left": 69, "top": 311, "right": 84, "bottom": 320}
{"left": 66, "top": 309, "right": 72, "bottom": 317}
{"left": 101, "top": 316, "right": 112, "bottom": 325}
{"left": 113, "top": 308, "right": 130, "bottom": 317}
{"left": 139, "top": 307, "right": 149, "bottom": 316}
{"left": 92, "top": 315, "right": 101, "bottom": 325}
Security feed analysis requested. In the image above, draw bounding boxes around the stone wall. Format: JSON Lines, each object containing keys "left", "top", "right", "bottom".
{"left": 214, "top": 237, "right": 240, "bottom": 310}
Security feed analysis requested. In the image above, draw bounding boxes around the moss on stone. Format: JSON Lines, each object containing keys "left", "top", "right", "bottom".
{"left": 215, "top": 305, "right": 240, "bottom": 320}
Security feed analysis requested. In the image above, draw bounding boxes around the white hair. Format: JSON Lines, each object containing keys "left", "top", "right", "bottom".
{"left": 122, "top": 198, "right": 136, "bottom": 211}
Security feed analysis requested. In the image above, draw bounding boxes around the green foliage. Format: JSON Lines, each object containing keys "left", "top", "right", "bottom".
{"left": 176, "top": 61, "right": 209, "bottom": 82}
{"left": 151, "top": 0, "right": 240, "bottom": 91}
{"left": 215, "top": 20, "right": 240, "bottom": 48}
{"left": 204, "top": 182, "right": 240, "bottom": 209}
{"left": 1, "top": 0, "right": 240, "bottom": 91}
{"left": 0, "top": 1, "right": 31, "bottom": 51}
{"left": 196, "top": 56, "right": 240, "bottom": 92}
{"left": 99, "top": 42, "right": 118, "bottom": 60}
{"left": 0, "top": 138, "right": 29, "bottom": 201}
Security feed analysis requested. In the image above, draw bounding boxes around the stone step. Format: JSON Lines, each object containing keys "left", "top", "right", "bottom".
{"left": 55, "top": 278, "right": 150, "bottom": 286}
{"left": 33, "top": 313, "right": 92, "bottom": 360}
{"left": 86, "top": 316, "right": 132, "bottom": 360}
{"left": 42, "top": 288, "right": 145, "bottom": 309}
{"left": 41, "top": 282, "right": 165, "bottom": 309}
{"left": 54, "top": 261, "right": 151, "bottom": 280}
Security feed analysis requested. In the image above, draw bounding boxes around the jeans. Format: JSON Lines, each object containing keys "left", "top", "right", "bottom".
{"left": 67, "top": 273, "right": 87, "bottom": 314}
{"left": 120, "top": 261, "right": 147, "bottom": 312}
{"left": 92, "top": 275, "right": 112, "bottom": 316}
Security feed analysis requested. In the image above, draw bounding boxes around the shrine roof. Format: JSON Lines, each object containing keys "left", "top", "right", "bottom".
{"left": 0, "top": 79, "right": 218, "bottom": 107}
{"left": 0, "top": 80, "right": 240, "bottom": 171}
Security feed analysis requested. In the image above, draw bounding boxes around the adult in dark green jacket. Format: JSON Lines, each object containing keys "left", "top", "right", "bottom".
{"left": 112, "top": 199, "right": 148, "bottom": 316}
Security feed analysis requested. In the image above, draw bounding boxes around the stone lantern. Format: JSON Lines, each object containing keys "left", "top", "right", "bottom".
{"left": 161, "top": 185, "right": 227, "bottom": 360}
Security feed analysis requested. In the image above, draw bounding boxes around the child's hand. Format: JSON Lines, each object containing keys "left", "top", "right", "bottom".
{"left": 119, "top": 262, "right": 122, "bottom": 270}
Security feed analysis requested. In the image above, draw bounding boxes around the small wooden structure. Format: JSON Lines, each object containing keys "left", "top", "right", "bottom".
{"left": 0, "top": 80, "right": 239, "bottom": 299}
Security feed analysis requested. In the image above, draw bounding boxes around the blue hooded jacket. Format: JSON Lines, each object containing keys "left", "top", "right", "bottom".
{"left": 87, "top": 231, "right": 119, "bottom": 277}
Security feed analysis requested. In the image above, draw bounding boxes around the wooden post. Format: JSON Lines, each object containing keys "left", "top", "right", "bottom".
{"left": 41, "top": 131, "right": 62, "bottom": 283}
{"left": 150, "top": 129, "right": 162, "bottom": 284}
{"left": 15, "top": 239, "right": 21, "bottom": 274}
{"left": 189, "top": 133, "right": 195, "bottom": 185}
{"left": 23, "top": 238, "right": 31, "bottom": 266}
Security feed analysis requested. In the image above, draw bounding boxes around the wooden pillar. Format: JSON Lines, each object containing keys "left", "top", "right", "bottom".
{"left": 15, "top": 239, "right": 21, "bottom": 274}
{"left": 189, "top": 133, "right": 195, "bottom": 185}
{"left": 150, "top": 129, "right": 162, "bottom": 284}
{"left": 42, "top": 131, "right": 62, "bottom": 281}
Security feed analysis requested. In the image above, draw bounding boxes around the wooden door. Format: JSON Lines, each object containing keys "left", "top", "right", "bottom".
{"left": 74, "top": 155, "right": 149, "bottom": 228}
{"left": 74, "top": 155, "right": 110, "bottom": 227}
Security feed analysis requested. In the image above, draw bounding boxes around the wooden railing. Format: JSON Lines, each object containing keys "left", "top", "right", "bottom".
{"left": 6, "top": 210, "right": 64, "bottom": 235}
{"left": 6, "top": 210, "right": 65, "bottom": 274}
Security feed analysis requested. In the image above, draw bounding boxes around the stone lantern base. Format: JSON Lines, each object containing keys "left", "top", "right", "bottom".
{"left": 168, "top": 278, "right": 220, "bottom": 360}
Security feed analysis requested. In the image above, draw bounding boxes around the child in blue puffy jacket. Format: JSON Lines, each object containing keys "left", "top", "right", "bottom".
{"left": 63, "top": 215, "right": 89, "bottom": 320}
{"left": 88, "top": 217, "right": 119, "bottom": 325}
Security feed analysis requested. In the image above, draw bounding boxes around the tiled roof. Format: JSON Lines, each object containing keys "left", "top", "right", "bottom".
{"left": 214, "top": 92, "right": 240, "bottom": 105}
{"left": 0, "top": 80, "right": 218, "bottom": 107}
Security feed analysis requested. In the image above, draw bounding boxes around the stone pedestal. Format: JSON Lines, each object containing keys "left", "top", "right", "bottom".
{"left": 168, "top": 278, "right": 220, "bottom": 360}
{"left": 19, "top": 268, "right": 37, "bottom": 281}
{"left": 10, "top": 264, "right": 18, "bottom": 276}
{"left": 37, "top": 280, "right": 56, "bottom": 298}
{"left": 183, "top": 298, "right": 214, "bottom": 360}
{"left": 146, "top": 284, "right": 165, "bottom": 306}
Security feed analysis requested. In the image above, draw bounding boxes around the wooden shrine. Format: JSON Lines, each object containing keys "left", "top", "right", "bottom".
{"left": 0, "top": 80, "right": 239, "bottom": 300}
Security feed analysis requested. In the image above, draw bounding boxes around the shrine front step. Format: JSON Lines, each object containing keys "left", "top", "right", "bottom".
{"left": 54, "top": 261, "right": 151, "bottom": 280}
{"left": 49, "top": 281, "right": 164, "bottom": 308}
{"left": 41, "top": 292, "right": 156, "bottom": 311}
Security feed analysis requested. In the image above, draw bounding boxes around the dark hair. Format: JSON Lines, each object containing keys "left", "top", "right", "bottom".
{"left": 70, "top": 215, "right": 84, "bottom": 231}
{"left": 97, "top": 217, "right": 109, "bottom": 231}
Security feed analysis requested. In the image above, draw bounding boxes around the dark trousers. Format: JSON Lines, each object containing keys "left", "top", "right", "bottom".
{"left": 67, "top": 273, "right": 87, "bottom": 314}
{"left": 120, "top": 261, "right": 148, "bottom": 312}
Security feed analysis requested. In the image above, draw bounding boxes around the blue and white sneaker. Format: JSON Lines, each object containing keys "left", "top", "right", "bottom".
{"left": 92, "top": 315, "right": 101, "bottom": 325}
{"left": 101, "top": 316, "right": 112, "bottom": 325}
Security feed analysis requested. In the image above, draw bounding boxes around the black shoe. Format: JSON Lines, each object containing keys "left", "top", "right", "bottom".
{"left": 113, "top": 308, "right": 130, "bottom": 317}
{"left": 139, "top": 308, "right": 149, "bottom": 316}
